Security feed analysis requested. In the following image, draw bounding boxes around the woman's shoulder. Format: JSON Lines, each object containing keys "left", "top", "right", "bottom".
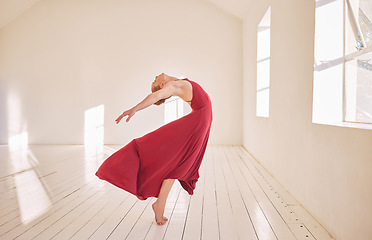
{"left": 166, "top": 78, "right": 191, "bottom": 87}
{"left": 170, "top": 79, "right": 193, "bottom": 102}
{"left": 175, "top": 79, "right": 192, "bottom": 90}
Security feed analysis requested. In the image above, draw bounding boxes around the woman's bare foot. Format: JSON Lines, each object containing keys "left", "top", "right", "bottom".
{"left": 152, "top": 201, "right": 168, "bottom": 225}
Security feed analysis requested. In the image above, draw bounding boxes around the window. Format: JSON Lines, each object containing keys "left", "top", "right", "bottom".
{"left": 313, "top": 0, "right": 372, "bottom": 126}
{"left": 344, "top": 0, "right": 372, "bottom": 123}
{"left": 164, "top": 96, "right": 184, "bottom": 123}
{"left": 256, "top": 7, "right": 271, "bottom": 118}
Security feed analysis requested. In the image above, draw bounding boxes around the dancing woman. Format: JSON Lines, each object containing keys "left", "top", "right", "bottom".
{"left": 96, "top": 73, "right": 212, "bottom": 225}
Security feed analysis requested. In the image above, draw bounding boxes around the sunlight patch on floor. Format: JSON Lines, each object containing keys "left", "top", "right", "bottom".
{"left": 10, "top": 149, "right": 52, "bottom": 223}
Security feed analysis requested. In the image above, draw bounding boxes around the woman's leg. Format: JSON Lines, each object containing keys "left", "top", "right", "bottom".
{"left": 152, "top": 179, "right": 175, "bottom": 225}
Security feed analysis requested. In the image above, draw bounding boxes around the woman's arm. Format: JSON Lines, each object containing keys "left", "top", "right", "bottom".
{"left": 115, "top": 83, "right": 176, "bottom": 124}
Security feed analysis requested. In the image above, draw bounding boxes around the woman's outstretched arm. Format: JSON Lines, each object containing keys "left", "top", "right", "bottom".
{"left": 115, "top": 83, "right": 175, "bottom": 124}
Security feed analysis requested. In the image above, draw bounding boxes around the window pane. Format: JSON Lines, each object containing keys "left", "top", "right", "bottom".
{"left": 313, "top": 0, "right": 344, "bottom": 124}
{"left": 257, "top": 89, "right": 270, "bottom": 118}
{"left": 359, "top": 0, "right": 372, "bottom": 46}
{"left": 257, "top": 29, "right": 270, "bottom": 61}
{"left": 345, "top": 51, "right": 372, "bottom": 123}
{"left": 345, "top": 0, "right": 372, "bottom": 53}
{"left": 314, "top": 0, "right": 343, "bottom": 64}
{"left": 257, "top": 60, "right": 270, "bottom": 90}
{"left": 313, "top": 65, "right": 344, "bottom": 124}
{"left": 314, "top": 0, "right": 372, "bottom": 126}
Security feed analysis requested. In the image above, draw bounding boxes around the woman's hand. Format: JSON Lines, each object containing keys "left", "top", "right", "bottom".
{"left": 115, "top": 108, "right": 137, "bottom": 124}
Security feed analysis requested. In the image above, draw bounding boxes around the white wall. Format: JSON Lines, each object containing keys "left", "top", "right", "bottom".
{"left": 0, "top": 0, "right": 41, "bottom": 29}
{"left": 0, "top": 0, "right": 242, "bottom": 145}
{"left": 242, "top": 0, "right": 372, "bottom": 239}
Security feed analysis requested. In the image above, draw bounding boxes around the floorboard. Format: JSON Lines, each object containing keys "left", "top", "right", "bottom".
{"left": 0, "top": 145, "right": 334, "bottom": 240}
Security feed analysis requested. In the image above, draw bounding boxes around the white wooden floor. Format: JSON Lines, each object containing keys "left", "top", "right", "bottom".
{"left": 0, "top": 145, "right": 335, "bottom": 240}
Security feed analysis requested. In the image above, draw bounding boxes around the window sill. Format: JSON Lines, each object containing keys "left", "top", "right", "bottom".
{"left": 312, "top": 120, "right": 372, "bottom": 130}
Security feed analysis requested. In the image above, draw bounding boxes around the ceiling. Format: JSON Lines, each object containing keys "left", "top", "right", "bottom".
{"left": 204, "top": 0, "right": 252, "bottom": 20}
{"left": 0, "top": 0, "right": 251, "bottom": 30}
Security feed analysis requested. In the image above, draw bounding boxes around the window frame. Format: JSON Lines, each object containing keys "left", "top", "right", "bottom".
{"left": 314, "top": 0, "right": 372, "bottom": 127}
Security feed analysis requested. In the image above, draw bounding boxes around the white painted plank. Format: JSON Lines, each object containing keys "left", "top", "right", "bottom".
{"left": 14, "top": 187, "right": 107, "bottom": 240}
{"left": 211, "top": 146, "right": 238, "bottom": 240}
{"left": 0, "top": 170, "right": 101, "bottom": 227}
{"left": 201, "top": 147, "right": 220, "bottom": 240}
{"left": 125, "top": 198, "right": 155, "bottom": 240}
{"left": 224, "top": 146, "right": 277, "bottom": 240}
{"left": 0, "top": 145, "right": 334, "bottom": 240}
{"left": 1, "top": 181, "right": 104, "bottom": 239}
{"left": 217, "top": 146, "right": 258, "bottom": 240}
{"left": 163, "top": 190, "right": 190, "bottom": 240}
{"left": 237, "top": 146, "right": 299, "bottom": 205}
{"left": 230, "top": 146, "right": 296, "bottom": 240}
{"left": 41, "top": 187, "right": 118, "bottom": 240}
{"left": 143, "top": 182, "right": 182, "bottom": 240}
{"left": 290, "top": 205, "right": 335, "bottom": 240}
{"left": 107, "top": 198, "right": 151, "bottom": 239}
{"left": 181, "top": 152, "right": 206, "bottom": 240}
{"left": 31, "top": 188, "right": 111, "bottom": 240}
{"left": 287, "top": 223, "right": 316, "bottom": 240}
{"left": 69, "top": 189, "right": 130, "bottom": 240}
{"left": 0, "top": 150, "right": 104, "bottom": 217}
{"left": 88, "top": 194, "right": 138, "bottom": 240}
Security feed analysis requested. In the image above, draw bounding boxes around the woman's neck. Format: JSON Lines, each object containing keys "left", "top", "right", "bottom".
{"left": 165, "top": 76, "right": 180, "bottom": 83}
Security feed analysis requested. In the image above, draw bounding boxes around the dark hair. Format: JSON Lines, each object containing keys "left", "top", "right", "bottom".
{"left": 151, "top": 84, "right": 171, "bottom": 106}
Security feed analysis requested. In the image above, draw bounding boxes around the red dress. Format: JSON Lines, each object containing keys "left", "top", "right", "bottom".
{"left": 96, "top": 79, "right": 213, "bottom": 200}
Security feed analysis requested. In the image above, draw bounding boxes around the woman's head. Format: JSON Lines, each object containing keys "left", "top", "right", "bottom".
{"left": 151, "top": 73, "right": 168, "bottom": 91}
{"left": 151, "top": 73, "right": 171, "bottom": 105}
